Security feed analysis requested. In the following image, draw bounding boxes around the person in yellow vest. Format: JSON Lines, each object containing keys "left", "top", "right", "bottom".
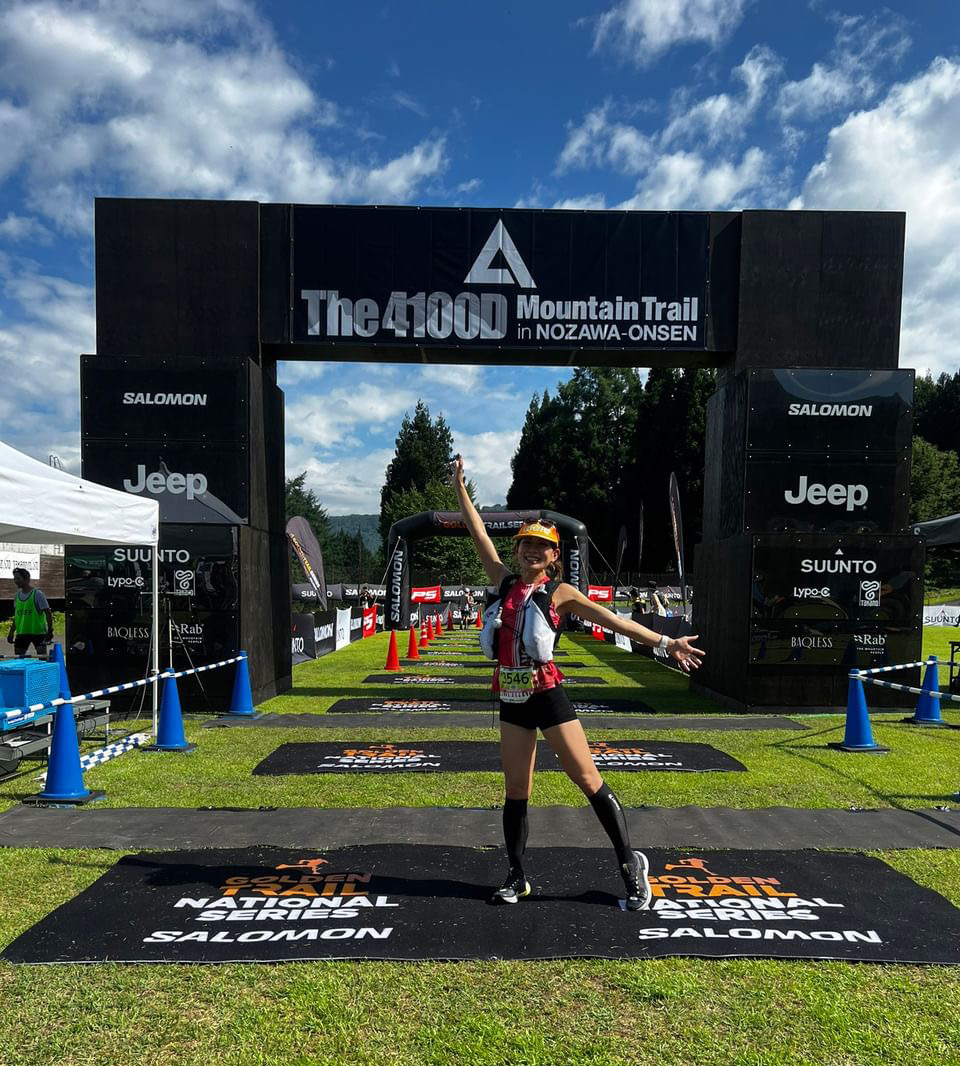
{"left": 7, "top": 567, "right": 53, "bottom": 658}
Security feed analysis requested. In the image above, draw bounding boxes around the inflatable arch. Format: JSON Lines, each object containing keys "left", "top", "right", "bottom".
{"left": 385, "top": 509, "right": 589, "bottom": 629}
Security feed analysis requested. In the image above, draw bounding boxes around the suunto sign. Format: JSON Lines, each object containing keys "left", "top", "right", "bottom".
{"left": 291, "top": 207, "right": 710, "bottom": 354}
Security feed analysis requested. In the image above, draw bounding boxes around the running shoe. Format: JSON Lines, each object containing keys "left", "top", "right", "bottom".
{"left": 621, "top": 850, "right": 652, "bottom": 911}
{"left": 491, "top": 868, "right": 531, "bottom": 904}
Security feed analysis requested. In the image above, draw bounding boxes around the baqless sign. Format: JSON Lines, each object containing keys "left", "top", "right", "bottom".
{"left": 291, "top": 207, "right": 710, "bottom": 357}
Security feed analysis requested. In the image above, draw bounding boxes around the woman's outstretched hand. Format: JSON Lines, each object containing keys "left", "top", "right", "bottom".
{"left": 668, "top": 634, "right": 705, "bottom": 672}
{"left": 448, "top": 453, "right": 464, "bottom": 487}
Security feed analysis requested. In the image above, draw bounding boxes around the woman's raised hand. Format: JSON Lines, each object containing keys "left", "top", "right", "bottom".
{"left": 448, "top": 453, "right": 464, "bottom": 486}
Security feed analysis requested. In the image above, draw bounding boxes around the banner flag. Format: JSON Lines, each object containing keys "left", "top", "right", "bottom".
{"left": 638, "top": 502, "right": 644, "bottom": 572}
{"left": 613, "top": 524, "right": 627, "bottom": 593}
{"left": 668, "top": 473, "right": 687, "bottom": 611}
{"left": 286, "top": 517, "right": 328, "bottom": 611}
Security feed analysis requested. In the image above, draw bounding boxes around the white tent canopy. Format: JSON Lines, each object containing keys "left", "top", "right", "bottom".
{"left": 0, "top": 440, "right": 160, "bottom": 723}
{"left": 0, "top": 441, "right": 158, "bottom": 545}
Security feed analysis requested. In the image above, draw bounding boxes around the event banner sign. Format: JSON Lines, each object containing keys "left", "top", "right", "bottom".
{"left": 292, "top": 208, "right": 710, "bottom": 355}
{"left": 291, "top": 615, "right": 315, "bottom": 664}
{"left": 742, "top": 459, "right": 907, "bottom": 534}
{"left": 745, "top": 369, "right": 914, "bottom": 456}
{"left": 83, "top": 440, "right": 249, "bottom": 524}
{"left": 6, "top": 846, "right": 960, "bottom": 964}
{"left": 751, "top": 535, "right": 923, "bottom": 624}
{"left": 80, "top": 357, "right": 249, "bottom": 444}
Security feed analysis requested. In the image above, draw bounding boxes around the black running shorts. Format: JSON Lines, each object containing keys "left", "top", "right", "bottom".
{"left": 498, "top": 685, "right": 577, "bottom": 731}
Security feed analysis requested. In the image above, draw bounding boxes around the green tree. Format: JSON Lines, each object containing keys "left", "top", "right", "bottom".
{"left": 911, "top": 436, "right": 960, "bottom": 589}
{"left": 379, "top": 400, "right": 485, "bottom": 583}
{"left": 507, "top": 367, "right": 713, "bottom": 578}
{"left": 915, "top": 371, "right": 960, "bottom": 461}
{"left": 910, "top": 437, "right": 960, "bottom": 523}
{"left": 379, "top": 400, "right": 454, "bottom": 545}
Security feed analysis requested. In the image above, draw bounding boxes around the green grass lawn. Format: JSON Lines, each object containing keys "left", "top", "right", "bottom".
{"left": 1, "top": 630, "right": 960, "bottom": 1064}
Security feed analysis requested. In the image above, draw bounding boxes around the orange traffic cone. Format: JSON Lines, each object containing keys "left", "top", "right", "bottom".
{"left": 419, "top": 624, "right": 429, "bottom": 649}
{"left": 476, "top": 608, "right": 483, "bottom": 628}
{"left": 385, "top": 630, "right": 401, "bottom": 671}
{"left": 406, "top": 625, "right": 420, "bottom": 660}
{"left": 426, "top": 617, "right": 434, "bottom": 641}
{"left": 436, "top": 613, "right": 444, "bottom": 635}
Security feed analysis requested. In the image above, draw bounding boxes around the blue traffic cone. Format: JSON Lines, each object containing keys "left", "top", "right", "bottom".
{"left": 143, "top": 673, "right": 196, "bottom": 753}
{"left": 227, "top": 654, "right": 257, "bottom": 717}
{"left": 829, "top": 672, "right": 889, "bottom": 753}
{"left": 905, "top": 657, "right": 946, "bottom": 726}
{"left": 51, "top": 642, "right": 71, "bottom": 700}
{"left": 24, "top": 703, "right": 105, "bottom": 805}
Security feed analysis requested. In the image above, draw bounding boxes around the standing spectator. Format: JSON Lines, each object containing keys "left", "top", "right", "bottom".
{"left": 461, "top": 589, "right": 475, "bottom": 629}
{"left": 646, "top": 581, "right": 667, "bottom": 617}
{"left": 7, "top": 567, "right": 53, "bottom": 658}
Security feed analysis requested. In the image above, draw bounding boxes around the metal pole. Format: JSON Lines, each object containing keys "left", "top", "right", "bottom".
{"left": 151, "top": 547, "right": 159, "bottom": 734}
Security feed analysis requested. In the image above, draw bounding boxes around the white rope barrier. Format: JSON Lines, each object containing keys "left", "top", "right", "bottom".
{"left": 858, "top": 677, "right": 960, "bottom": 703}
{"left": 855, "top": 660, "right": 930, "bottom": 676}
{"left": 0, "top": 654, "right": 248, "bottom": 723}
{"left": 37, "top": 732, "right": 153, "bottom": 781}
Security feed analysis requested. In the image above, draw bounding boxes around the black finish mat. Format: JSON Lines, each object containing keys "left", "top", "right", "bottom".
{"left": 4, "top": 805, "right": 960, "bottom": 851}
{"left": 418, "top": 649, "right": 570, "bottom": 658}
{"left": 328, "top": 697, "right": 648, "bottom": 714}
{"left": 206, "top": 711, "right": 807, "bottom": 732}
{"left": 363, "top": 674, "right": 607, "bottom": 686}
{"left": 5, "top": 845, "right": 959, "bottom": 965}
{"left": 400, "top": 660, "right": 590, "bottom": 669}
{"left": 252, "top": 740, "right": 746, "bottom": 775}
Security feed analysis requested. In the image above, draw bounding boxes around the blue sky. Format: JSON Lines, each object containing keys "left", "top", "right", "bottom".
{"left": 1, "top": 0, "right": 958, "bottom": 512}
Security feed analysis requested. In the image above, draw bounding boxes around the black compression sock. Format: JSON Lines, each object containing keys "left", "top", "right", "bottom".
{"left": 502, "top": 797, "right": 529, "bottom": 871}
{"left": 587, "top": 782, "right": 633, "bottom": 865}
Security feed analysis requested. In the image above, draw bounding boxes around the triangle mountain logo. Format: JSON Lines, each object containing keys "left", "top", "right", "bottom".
{"left": 464, "top": 220, "right": 536, "bottom": 289}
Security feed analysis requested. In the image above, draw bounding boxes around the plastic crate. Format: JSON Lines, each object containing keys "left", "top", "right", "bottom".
{"left": 0, "top": 660, "right": 60, "bottom": 710}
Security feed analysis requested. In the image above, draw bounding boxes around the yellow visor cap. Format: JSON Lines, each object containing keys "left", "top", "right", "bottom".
{"left": 513, "top": 520, "right": 560, "bottom": 546}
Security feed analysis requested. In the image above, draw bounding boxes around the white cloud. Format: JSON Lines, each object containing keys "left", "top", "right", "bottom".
{"left": 0, "top": 0, "right": 446, "bottom": 233}
{"left": 0, "top": 265, "right": 93, "bottom": 464}
{"left": 618, "top": 146, "right": 770, "bottom": 210}
{"left": 552, "top": 194, "right": 609, "bottom": 210}
{"left": 775, "top": 12, "right": 911, "bottom": 121}
{"left": 593, "top": 0, "right": 749, "bottom": 65}
{"left": 792, "top": 57, "right": 960, "bottom": 377}
{"left": 285, "top": 444, "right": 396, "bottom": 515}
{"left": 662, "top": 45, "right": 781, "bottom": 147}
{"left": 0, "top": 213, "right": 51, "bottom": 242}
{"left": 452, "top": 429, "right": 522, "bottom": 507}
{"left": 284, "top": 382, "right": 420, "bottom": 453}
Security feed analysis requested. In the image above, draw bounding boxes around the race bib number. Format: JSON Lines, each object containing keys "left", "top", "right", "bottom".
{"left": 499, "top": 666, "right": 534, "bottom": 704}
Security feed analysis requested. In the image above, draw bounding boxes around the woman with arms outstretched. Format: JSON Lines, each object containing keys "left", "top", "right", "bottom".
{"left": 450, "top": 455, "right": 705, "bottom": 910}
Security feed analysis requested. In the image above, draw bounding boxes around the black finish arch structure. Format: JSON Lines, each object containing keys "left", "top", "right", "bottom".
{"left": 78, "top": 199, "right": 920, "bottom": 711}
{"left": 385, "top": 509, "right": 589, "bottom": 628}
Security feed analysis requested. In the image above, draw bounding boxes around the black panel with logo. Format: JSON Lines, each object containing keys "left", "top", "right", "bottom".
{"left": 751, "top": 534, "right": 923, "bottom": 626}
{"left": 743, "top": 458, "right": 908, "bottom": 534}
{"left": 746, "top": 368, "right": 913, "bottom": 456}
{"left": 749, "top": 621, "right": 919, "bottom": 669}
{"left": 65, "top": 527, "right": 238, "bottom": 612}
{"left": 66, "top": 606, "right": 239, "bottom": 713}
{"left": 82, "top": 440, "right": 248, "bottom": 524}
{"left": 81, "top": 357, "right": 249, "bottom": 443}
{"left": 291, "top": 207, "right": 710, "bottom": 352}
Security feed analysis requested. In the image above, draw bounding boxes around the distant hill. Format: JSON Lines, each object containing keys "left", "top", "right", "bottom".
{"left": 328, "top": 514, "right": 380, "bottom": 551}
